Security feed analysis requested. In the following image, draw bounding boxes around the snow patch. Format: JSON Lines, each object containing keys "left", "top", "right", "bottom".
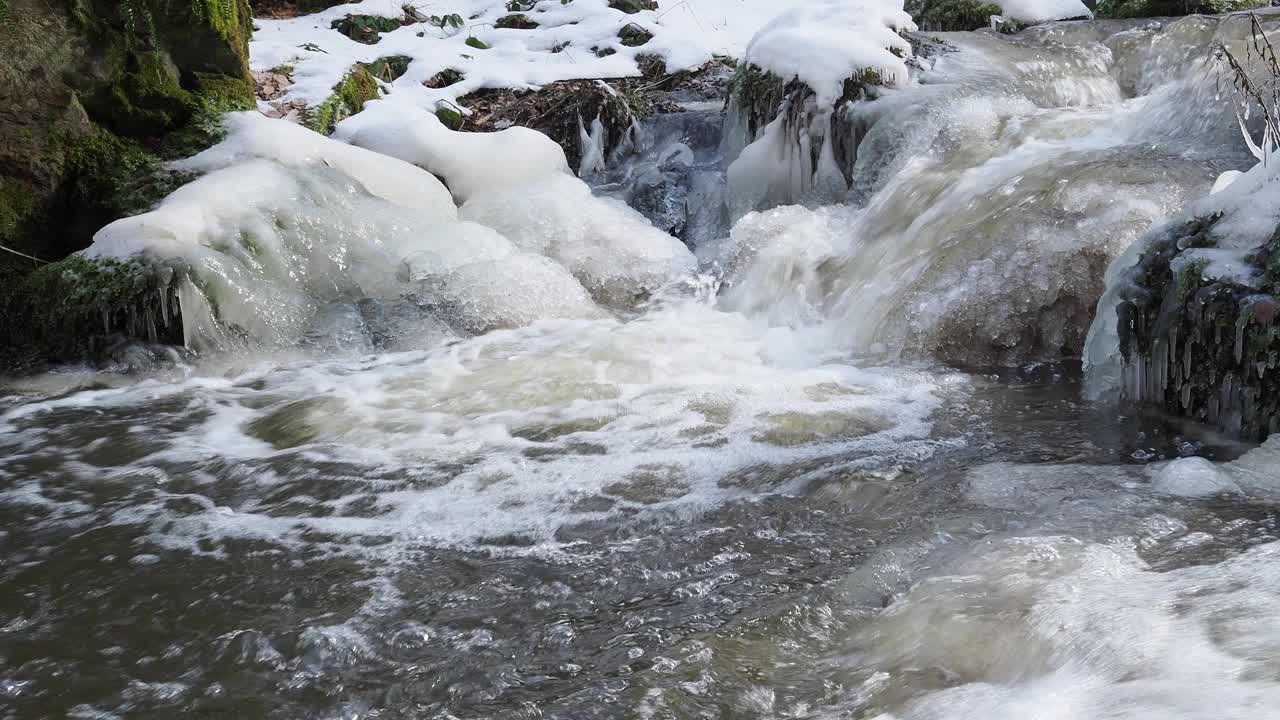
{"left": 742, "top": 0, "right": 916, "bottom": 107}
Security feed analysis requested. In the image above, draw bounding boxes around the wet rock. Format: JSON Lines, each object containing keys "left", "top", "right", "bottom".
{"left": 0, "top": 0, "right": 254, "bottom": 334}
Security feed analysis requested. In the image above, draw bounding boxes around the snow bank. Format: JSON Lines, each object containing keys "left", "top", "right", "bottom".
{"left": 742, "top": 0, "right": 916, "bottom": 107}
{"left": 83, "top": 112, "right": 696, "bottom": 347}
{"left": 340, "top": 103, "right": 695, "bottom": 306}
{"left": 250, "top": 0, "right": 812, "bottom": 119}
{"left": 995, "top": 0, "right": 1091, "bottom": 24}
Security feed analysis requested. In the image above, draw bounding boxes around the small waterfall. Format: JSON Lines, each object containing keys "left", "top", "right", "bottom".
{"left": 706, "top": 16, "right": 1258, "bottom": 367}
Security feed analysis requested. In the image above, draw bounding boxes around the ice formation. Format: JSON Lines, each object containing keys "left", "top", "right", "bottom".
{"left": 83, "top": 111, "right": 700, "bottom": 347}
{"left": 1085, "top": 141, "right": 1280, "bottom": 398}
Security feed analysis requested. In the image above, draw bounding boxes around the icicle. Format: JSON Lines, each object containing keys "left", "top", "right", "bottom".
{"left": 814, "top": 124, "right": 849, "bottom": 202}
{"left": 578, "top": 114, "right": 607, "bottom": 178}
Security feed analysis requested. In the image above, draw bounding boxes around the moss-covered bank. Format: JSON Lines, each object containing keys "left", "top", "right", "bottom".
{"left": 0, "top": 0, "right": 254, "bottom": 359}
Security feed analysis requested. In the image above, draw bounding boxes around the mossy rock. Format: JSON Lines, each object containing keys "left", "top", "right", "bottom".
{"left": 618, "top": 23, "right": 653, "bottom": 47}
{"left": 1094, "top": 0, "right": 1263, "bottom": 17}
{"left": 495, "top": 13, "right": 539, "bottom": 29}
{"left": 609, "top": 0, "right": 657, "bottom": 13}
{"left": 906, "top": 0, "right": 1003, "bottom": 31}
{"left": 366, "top": 55, "right": 412, "bottom": 83}
{"left": 305, "top": 64, "right": 380, "bottom": 135}
{"left": 1110, "top": 212, "right": 1280, "bottom": 438}
{"left": 2, "top": 255, "right": 189, "bottom": 358}
{"left": 0, "top": 0, "right": 254, "bottom": 358}
{"left": 331, "top": 14, "right": 402, "bottom": 44}
{"left": 0, "top": 0, "right": 252, "bottom": 265}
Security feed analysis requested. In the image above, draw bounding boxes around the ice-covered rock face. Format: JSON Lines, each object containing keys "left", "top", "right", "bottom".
{"left": 713, "top": 16, "right": 1260, "bottom": 366}
{"left": 83, "top": 111, "right": 696, "bottom": 349}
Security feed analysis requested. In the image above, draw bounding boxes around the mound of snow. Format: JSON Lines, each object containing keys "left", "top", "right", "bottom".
{"left": 743, "top": 0, "right": 917, "bottom": 107}
{"left": 342, "top": 103, "right": 695, "bottom": 306}
{"left": 84, "top": 112, "right": 696, "bottom": 347}
{"left": 995, "top": 0, "right": 1091, "bottom": 24}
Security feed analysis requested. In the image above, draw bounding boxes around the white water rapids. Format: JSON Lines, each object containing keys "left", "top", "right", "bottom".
{"left": 3, "top": 13, "right": 1280, "bottom": 720}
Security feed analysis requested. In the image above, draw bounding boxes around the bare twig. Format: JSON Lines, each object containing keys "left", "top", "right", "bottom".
{"left": 0, "top": 244, "right": 49, "bottom": 265}
{"left": 1214, "top": 13, "right": 1280, "bottom": 164}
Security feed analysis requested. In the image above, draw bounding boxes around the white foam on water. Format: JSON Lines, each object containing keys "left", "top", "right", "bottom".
{"left": 868, "top": 538, "right": 1280, "bottom": 720}
{"left": 0, "top": 299, "right": 963, "bottom": 553}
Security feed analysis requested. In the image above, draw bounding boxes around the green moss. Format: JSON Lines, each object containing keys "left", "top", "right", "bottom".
{"left": 1176, "top": 257, "right": 1210, "bottom": 302}
{"left": 239, "top": 230, "right": 262, "bottom": 255}
{"left": 0, "top": 178, "right": 40, "bottom": 250}
{"left": 305, "top": 64, "right": 380, "bottom": 135}
{"left": 435, "top": 106, "right": 464, "bottom": 130}
{"left": 66, "top": 129, "right": 194, "bottom": 227}
{"left": 906, "top": 0, "right": 1003, "bottom": 31}
{"left": 995, "top": 16, "right": 1026, "bottom": 33}
{"left": 5, "top": 255, "right": 188, "bottom": 355}
{"left": 729, "top": 63, "right": 786, "bottom": 136}
{"left": 466, "top": 35, "right": 490, "bottom": 49}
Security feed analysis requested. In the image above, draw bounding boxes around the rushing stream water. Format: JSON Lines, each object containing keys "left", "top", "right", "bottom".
{"left": 4, "top": 14, "right": 1280, "bottom": 720}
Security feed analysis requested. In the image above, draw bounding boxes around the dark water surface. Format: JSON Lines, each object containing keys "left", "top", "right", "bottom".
{"left": 2, "top": 361, "right": 1274, "bottom": 720}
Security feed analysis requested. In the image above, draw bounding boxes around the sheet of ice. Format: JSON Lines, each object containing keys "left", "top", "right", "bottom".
{"left": 249, "top": 0, "right": 809, "bottom": 117}
{"left": 742, "top": 0, "right": 916, "bottom": 107}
